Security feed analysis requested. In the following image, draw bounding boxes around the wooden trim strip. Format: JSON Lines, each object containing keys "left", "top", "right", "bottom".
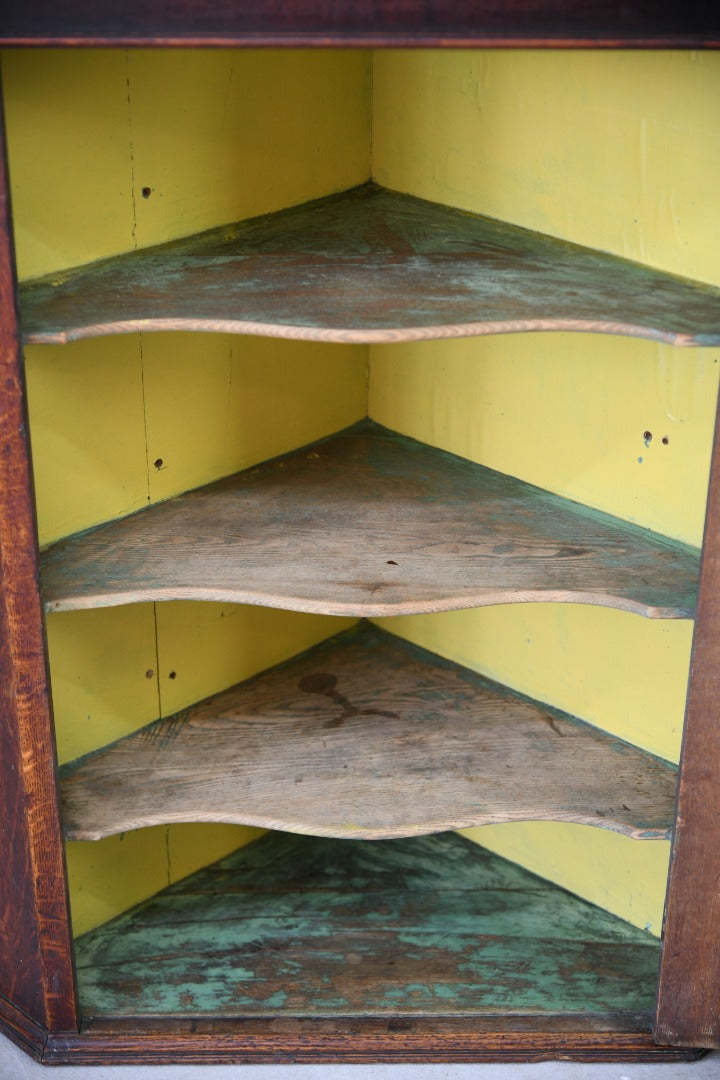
{"left": 0, "top": 993, "right": 48, "bottom": 1062}
{"left": 1, "top": 0, "right": 719, "bottom": 49}
{"left": 42, "top": 1021, "right": 702, "bottom": 1065}
{"left": 655, "top": 381, "right": 720, "bottom": 1048}
{"left": 0, "top": 90, "right": 78, "bottom": 1034}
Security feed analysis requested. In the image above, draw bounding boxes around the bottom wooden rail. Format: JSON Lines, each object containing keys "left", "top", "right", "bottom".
{"left": 41, "top": 1019, "right": 703, "bottom": 1066}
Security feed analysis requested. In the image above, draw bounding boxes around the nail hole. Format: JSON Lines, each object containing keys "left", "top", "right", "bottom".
{"left": 643, "top": 430, "right": 653, "bottom": 446}
{"left": 141, "top": 186, "right": 152, "bottom": 199}
{"left": 145, "top": 669, "right": 154, "bottom": 679}
{"left": 154, "top": 458, "right": 163, "bottom": 469}
{"left": 662, "top": 436, "right": 669, "bottom": 445}
{"left": 386, "top": 560, "right": 398, "bottom": 566}
{"left": 168, "top": 671, "right": 177, "bottom": 680}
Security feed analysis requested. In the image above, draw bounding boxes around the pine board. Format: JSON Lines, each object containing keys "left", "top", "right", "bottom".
{"left": 73, "top": 831, "right": 661, "bottom": 1019}
{"left": 60, "top": 623, "right": 676, "bottom": 841}
{"left": 21, "top": 184, "right": 720, "bottom": 347}
{"left": 41, "top": 423, "right": 699, "bottom": 619}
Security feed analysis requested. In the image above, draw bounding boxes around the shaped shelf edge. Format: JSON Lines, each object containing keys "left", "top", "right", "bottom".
{"left": 20, "top": 185, "right": 720, "bottom": 347}
{"left": 60, "top": 623, "right": 677, "bottom": 842}
{"left": 40, "top": 422, "right": 700, "bottom": 620}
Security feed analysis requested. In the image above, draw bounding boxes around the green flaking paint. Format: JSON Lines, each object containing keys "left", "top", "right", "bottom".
{"left": 74, "top": 831, "right": 659, "bottom": 1018}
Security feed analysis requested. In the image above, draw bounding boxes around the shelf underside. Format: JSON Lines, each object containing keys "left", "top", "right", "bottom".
{"left": 21, "top": 184, "right": 720, "bottom": 346}
{"left": 74, "top": 831, "right": 661, "bottom": 1019}
{"left": 42, "top": 423, "right": 698, "bottom": 619}
{"left": 60, "top": 623, "right": 676, "bottom": 841}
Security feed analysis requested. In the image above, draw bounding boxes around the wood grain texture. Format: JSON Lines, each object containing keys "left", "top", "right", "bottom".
{"left": 40, "top": 1023, "right": 702, "bottom": 1066}
{"left": 0, "top": 992, "right": 48, "bottom": 1063}
{"left": 73, "top": 832, "right": 662, "bottom": 1018}
{"left": 60, "top": 623, "right": 677, "bottom": 841}
{"left": 655, "top": 380, "right": 720, "bottom": 1048}
{"left": 0, "top": 104, "right": 77, "bottom": 1033}
{"left": 1, "top": 0, "right": 718, "bottom": 48}
{"left": 41, "top": 422, "right": 699, "bottom": 619}
{"left": 20, "top": 185, "right": 720, "bottom": 348}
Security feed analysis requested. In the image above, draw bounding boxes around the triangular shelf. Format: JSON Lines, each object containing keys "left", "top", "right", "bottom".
{"left": 41, "top": 422, "right": 699, "bottom": 619}
{"left": 73, "top": 830, "right": 662, "bottom": 1019}
{"left": 21, "top": 184, "right": 720, "bottom": 346}
{"left": 60, "top": 622, "right": 677, "bottom": 842}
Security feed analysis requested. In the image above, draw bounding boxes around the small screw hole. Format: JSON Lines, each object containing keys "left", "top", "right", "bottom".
{"left": 168, "top": 671, "right": 177, "bottom": 680}
{"left": 662, "top": 436, "right": 669, "bottom": 445}
{"left": 154, "top": 458, "right": 163, "bottom": 469}
{"left": 643, "top": 430, "right": 653, "bottom": 443}
{"left": 145, "top": 669, "right": 154, "bottom": 679}
{"left": 141, "top": 186, "right": 152, "bottom": 199}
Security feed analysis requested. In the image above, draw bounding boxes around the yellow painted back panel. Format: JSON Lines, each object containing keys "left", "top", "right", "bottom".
{"left": 3, "top": 48, "right": 371, "bottom": 279}
{"left": 370, "top": 51, "right": 719, "bottom": 933}
{"left": 373, "top": 50, "right": 720, "bottom": 285}
{"left": 8, "top": 47, "right": 718, "bottom": 940}
{"left": 5, "top": 48, "right": 369, "bottom": 933}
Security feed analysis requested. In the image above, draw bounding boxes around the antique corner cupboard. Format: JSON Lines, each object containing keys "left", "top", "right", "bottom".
{"left": 1, "top": 0, "right": 720, "bottom": 1067}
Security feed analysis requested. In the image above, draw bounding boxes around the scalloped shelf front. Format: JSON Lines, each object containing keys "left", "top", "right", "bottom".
{"left": 60, "top": 623, "right": 677, "bottom": 842}
{"left": 41, "top": 422, "right": 699, "bottom": 619}
{"left": 20, "top": 184, "right": 720, "bottom": 346}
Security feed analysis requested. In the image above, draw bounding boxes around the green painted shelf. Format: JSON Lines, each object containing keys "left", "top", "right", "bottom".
{"left": 20, "top": 184, "right": 720, "bottom": 347}
{"left": 74, "top": 831, "right": 661, "bottom": 1020}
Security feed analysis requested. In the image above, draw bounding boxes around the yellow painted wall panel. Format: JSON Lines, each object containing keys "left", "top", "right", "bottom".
{"left": 3, "top": 49, "right": 370, "bottom": 280}
{"left": 24, "top": 338, "right": 150, "bottom": 548}
{"left": 7, "top": 48, "right": 371, "bottom": 933}
{"left": 128, "top": 50, "right": 371, "bottom": 248}
{"left": 66, "top": 827, "right": 172, "bottom": 938}
{"left": 373, "top": 50, "right": 720, "bottom": 285}
{"left": 370, "top": 51, "right": 719, "bottom": 929}
{"left": 459, "top": 824, "right": 671, "bottom": 936}
{"left": 143, "top": 334, "right": 366, "bottom": 505}
{"left": 1, "top": 49, "right": 135, "bottom": 280}
{"left": 155, "top": 603, "right": 356, "bottom": 718}
{"left": 375, "top": 607, "right": 690, "bottom": 766}
{"left": 67, "top": 824, "right": 264, "bottom": 937}
{"left": 369, "top": 336, "right": 718, "bottom": 547}
{"left": 47, "top": 606, "right": 159, "bottom": 766}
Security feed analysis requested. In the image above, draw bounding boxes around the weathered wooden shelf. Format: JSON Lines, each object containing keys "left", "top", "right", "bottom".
{"left": 20, "top": 184, "right": 720, "bottom": 347}
{"left": 60, "top": 623, "right": 676, "bottom": 842}
{"left": 73, "top": 830, "right": 662, "bottom": 1019}
{"left": 41, "top": 422, "right": 699, "bottom": 619}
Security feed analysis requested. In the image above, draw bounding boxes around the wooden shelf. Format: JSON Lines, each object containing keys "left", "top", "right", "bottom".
{"left": 41, "top": 422, "right": 699, "bottom": 619}
{"left": 73, "top": 830, "right": 662, "bottom": 1019}
{"left": 20, "top": 184, "right": 720, "bottom": 347}
{"left": 60, "top": 622, "right": 677, "bottom": 842}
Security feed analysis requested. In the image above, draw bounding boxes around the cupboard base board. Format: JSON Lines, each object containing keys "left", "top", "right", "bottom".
{"left": 40, "top": 1019, "right": 704, "bottom": 1065}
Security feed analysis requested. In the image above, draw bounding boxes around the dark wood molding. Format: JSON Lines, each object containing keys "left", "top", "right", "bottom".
{"left": 0, "top": 993, "right": 48, "bottom": 1062}
{"left": 41, "top": 1017, "right": 702, "bottom": 1065}
{"left": 0, "top": 0, "right": 718, "bottom": 48}
{"left": 655, "top": 382, "right": 720, "bottom": 1048}
{"left": 0, "top": 100, "right": 78, "bottom": 1035}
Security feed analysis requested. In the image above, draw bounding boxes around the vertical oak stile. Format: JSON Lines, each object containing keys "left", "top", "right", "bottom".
{"left": 0, "top": 95, "right": 78, "bottom": 1034}
{"left": 655, "top": 380, "right": 720, "bottom": 1047}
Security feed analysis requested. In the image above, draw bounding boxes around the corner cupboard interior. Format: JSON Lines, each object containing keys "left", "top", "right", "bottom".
{"left": 4, "top": 47, "right": 720, "bottom": 1021}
